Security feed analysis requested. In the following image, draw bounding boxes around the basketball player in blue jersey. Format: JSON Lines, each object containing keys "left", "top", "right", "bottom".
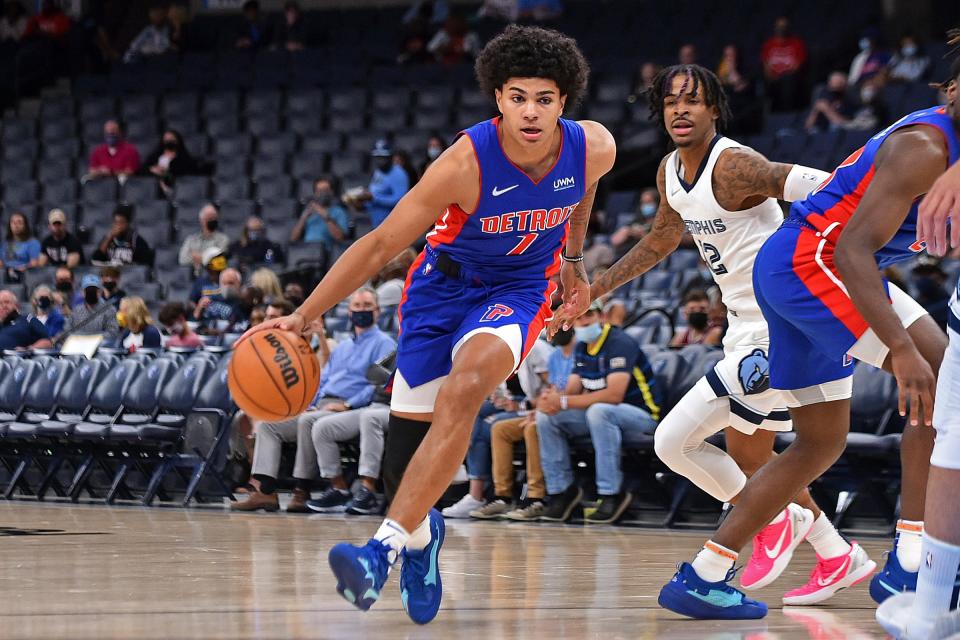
{"left": 241, "top": 25, "right": 615, "bottom": 624}
{"left": 656, "top": 58, "right": 960, "bottom": 620}
{"left": 553, "top": 64, "right": 865, "bottom": 611}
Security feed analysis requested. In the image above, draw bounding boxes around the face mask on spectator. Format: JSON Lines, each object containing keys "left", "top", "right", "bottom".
{"left": 427, "top": 146, "right": 442, "bottom": 160}
{"left": 551, "top": 327, "right": 575, "bottom": 346}
{"left": 315, "top": 193, "right": 333, "bottom": 207}
{"left": 376, "top": 158, "right": 392, "bottom": 172}
{"left": 574, "top": 322, "right": 603, "bottom": 344}
{"left": 640, "top": 203, "right": 657, "bottom": 217}
{"left": 163, "top": 141, "right": 178, "bottom": 151}
{"left": 56, "top": 280, "right": 72, "bottom": 293}
{"left": 84, "top": 289, "right": 100, "bottom": 305}
{"left": 106, "top": 134, "right": 120, "bottom": 147}
{"left": 688, "top": 311, "right": 709, "bottom": 330}
{"left": 286, "top": 293, "right": 304, "bottom": 307}
{"left": 902, "top": 44, "right": 917, "bottom": 57}
{"left": 37, "top": 296, "right": 52, "bottom": 311}
{"left": 350, "top": 310, "right": 375, "bottom": 329}
{"left": 221, "top": 286, "right": 240, "bottom": 301}
{"left": 170, "top": 322, "right": 185, "bottom": 335}
{"left": 103, "top": 281, "right": 117, "bottom": 293}
{"left": 206, "top": 219, "right": 219, "bottom": 232}
{"left": 247, "top": 230, "right": 262, "bottom": 242}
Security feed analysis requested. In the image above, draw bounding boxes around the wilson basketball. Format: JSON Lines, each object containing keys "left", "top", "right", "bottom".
{"left": 228, "top": 330, "right": 321, "bottom": 422}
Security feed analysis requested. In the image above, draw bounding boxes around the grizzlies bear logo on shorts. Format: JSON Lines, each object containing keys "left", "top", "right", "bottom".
{"left": 738, "top": 348, "right": 771, "bottom": 395}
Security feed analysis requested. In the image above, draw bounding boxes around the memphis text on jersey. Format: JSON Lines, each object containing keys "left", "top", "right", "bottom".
{"left": 479, "top": 203, "right": 579, "bottom": 235}
{"left": 684, "top": 218, "right": 727, "bottom": 235}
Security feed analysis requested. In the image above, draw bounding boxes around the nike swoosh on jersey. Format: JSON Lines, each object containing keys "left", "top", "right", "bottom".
{"left": 817, "top": 556, "right": 852, "bottom": 586}
{"left": 764, "top": 523, "right": 790, "bottom": 559}
{"left": 492, "top": 184, "right": 519, "bottom": 196}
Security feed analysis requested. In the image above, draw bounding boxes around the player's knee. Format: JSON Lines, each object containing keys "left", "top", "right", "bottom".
{"left": 439, "top": 370, "right": 488, "bottom": 410}
{"left": 653, "top": 426, "right": 685, "bottom": 468}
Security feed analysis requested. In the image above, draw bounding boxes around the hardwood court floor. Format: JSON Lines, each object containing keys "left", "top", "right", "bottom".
{"left": 0, "top": 501, "right": 888, "bottom": 639}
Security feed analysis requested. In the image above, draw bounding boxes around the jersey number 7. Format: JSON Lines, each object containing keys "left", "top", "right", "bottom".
{"left": 506, "top": 233, "right": 540, "bottom": 256}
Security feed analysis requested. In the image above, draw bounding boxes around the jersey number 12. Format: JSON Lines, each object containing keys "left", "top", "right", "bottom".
{"left": 696, "top": 239, "right": 728, "bottom": 275}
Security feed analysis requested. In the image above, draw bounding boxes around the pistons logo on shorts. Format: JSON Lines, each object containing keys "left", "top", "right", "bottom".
{"left": 480, "top": 304, "right": 514, "bottom": 323}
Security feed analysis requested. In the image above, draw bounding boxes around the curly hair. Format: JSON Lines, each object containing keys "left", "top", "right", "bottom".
{"left": 475, "top": 25, "right": 590, "bottom": 109}
{"left": 646, "top": 64, "right": 731, "bottom": 134}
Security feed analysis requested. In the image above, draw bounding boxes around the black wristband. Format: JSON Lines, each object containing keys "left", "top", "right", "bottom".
{"left": 561, "top": 253, "right": 585, "bottom": 263}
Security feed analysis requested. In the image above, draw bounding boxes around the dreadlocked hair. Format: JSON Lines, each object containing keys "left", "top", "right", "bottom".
{"left": 932, "top": 28, "right": 960, "bottom": 91}
{"left": 646, "top": 64, "right": 732, "bottom": 133}
{"left": 475, "top": 25, "right": 590, "bottom": 109}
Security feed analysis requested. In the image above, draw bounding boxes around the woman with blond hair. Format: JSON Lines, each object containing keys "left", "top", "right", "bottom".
{"left": 249, "top": 267, "right": 283, "bottom": 302}
{"left": 116, "top": 296, "right": 162, "bottom": 351}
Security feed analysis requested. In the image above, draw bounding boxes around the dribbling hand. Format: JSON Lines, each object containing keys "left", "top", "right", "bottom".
{"left": 235, "top": 312, "right": 306, "bottom": 348}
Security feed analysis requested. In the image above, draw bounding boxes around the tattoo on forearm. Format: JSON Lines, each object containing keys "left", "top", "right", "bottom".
{"left": 592, "top": 207, "right": 684, "bottom": 299}
{"left": 566, "top": 183, "right": 596, "bottom": 254}
{"left": 711, "top": 149, "right": 791, "bottom": 210}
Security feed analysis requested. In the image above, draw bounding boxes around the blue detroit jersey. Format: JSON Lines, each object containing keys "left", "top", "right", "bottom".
{"left": 425, "top": 117, "right": 587, "bottom": 280}
{"left": 791, "top": 106, "right": 960, "bottom": 268}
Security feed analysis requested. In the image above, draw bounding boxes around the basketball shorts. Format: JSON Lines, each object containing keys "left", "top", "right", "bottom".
{"left": 698, "top": 320, "right": 793, "bottom": 434}
{"left": 931, "top": 324, "right": 960, "bottom": 470}
{"left": 754, "top": 219, "right": 927, "bottom": 402}
{"left": 391, "top": 246, "right": 555, "bottom": 413}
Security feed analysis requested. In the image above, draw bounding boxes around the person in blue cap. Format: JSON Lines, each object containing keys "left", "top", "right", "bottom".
{"left": 347, "top": 139, "right": 412, "bottom": 229}
{"left": 64, "top": 273, "right": 120, "bottom": 339}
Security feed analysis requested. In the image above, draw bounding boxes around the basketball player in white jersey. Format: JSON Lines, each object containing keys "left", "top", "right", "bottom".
{"left": 553, "top": 64, "right": 874, "bottom": 606}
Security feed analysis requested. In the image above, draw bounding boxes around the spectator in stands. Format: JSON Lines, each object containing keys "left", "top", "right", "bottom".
{"left": 373, "top": 247, "right": 417, "bottom": 308}
{"left": 717, "top": 44, "right": 761, "bottom": 136}
{"left": 38, "top": 208, "right": 83, "bottom": 268}
{"left": 123, "top": 1, "right": 171, "bottom": 63}
{"left": 22, "top": 0, "right": 70, "bottom": 40}
{"left": 91, "top": 205, "right": 154, "bottom": 266}
{"left": 189, "top": 247, "right": 227, "bottom": 303}
{"left": 1, "top": 211, "right": 42, "bottom": 280}
{"left": 158, "top": 301, "right": 203, "bottom": 348}
{"left": 804, "top": 71, "right": 857, "bottom": 132}
{"left": 393, "top": 149, "right": 420, "bottom": 189}
{"left": 249, "top": 305, "right": 266, "bottom": 326}
{"left": 65, "top": 274, "right": 119, "bottom": 338}
{"left": 611, "top": 188, "right": 658, "bottom": 256}
{"left": 143, "top": 129, "right": 205, "bottom": 194}
{"left": 53, "top": 266, "right": 77, "bottom": 309}
{"left": 88, "top": 119, "right": 141, "bottom": 179}
{"left": 194, "top": 267, "right": 245, "bottom": 335}
{"left": 30, "top": 285, "right": 64, "bottom": 337}
{"left": 273, "top": 1, "right": 306, "bottom": 51}
{"left": 849, "top": 28, "right": 890, "bottom": 85}
{"left": 421, "top": 133, "right": 446, "bottom": 174}
{"left": 239, "top": 285, "right": 264, "bottom": 328}
{"left": 761, "top": 16, "right": 808, "bottom": 111}
{"left": 0, "top": 289, "right": 52, "bottom": 350}
{"left": 427, "top": 14, "right": 480, "bottom": 66}
{"left": 265, "top": 297, "right": 293, "bottom": 320}
{"left": 631, "top": 61, "right": 660, "bottom": 98}
{"left": 306, "top": 351, "right": 396, "bottom": 514}
{"left": 583, "top": 233, "right": 614, "bottom": 274}
{"left": 289, "top": 176, "right": 349, "bottom": 267}
{"left": 283, "top": 282, "right": 305, "bottom": 307}
{"left": 230, "top": 216, "right": 284, "bottom": 269}
{"left": 116, "top": 296, "right": 161, "bottom": 351}
{"left": 678, "top": 43, "right": 697, "bottom": 65}
{"left": 911, "top": 260, "right": 951, "bottom": 330}
{"left": 846, "top": 78, "right": 889, "bottom": 131}
{"left": 397, "top": 32, "right": 433, "bottom": 66}
{"left": 344, "top": 140, "right": 411, "bottom": 228}
{"left": 888, "top": 33, "right": 930, "bottom": 83}
{"left": 233, "top": 287, "right": 396, "bottom": 513}
{"left": 670, "top": 289, "right": 722, "bottom": 347}
{"left": 518, "top": 0, "right": 563, "bottom": 21}
{"left": 0, "top": 1, "right": 27, "bottom": 44}
{"left": 250, "top": 267, "right": 283, "bottom": 303}
{"left": 469, "top": 339, "right": 554, "bottom": 520}
{"left": 179, "top": 204, "right": 229, "bottom": 277}
{"left": 547, "top": 325, "right": 577, "bottom": 389}
{"left": 537, "top": 300, "right": 661, "bottom": 524}
{"left": 100, "top": 266, "right": 126, "bottom": 305}
{"left": 167, "top": 3, "right": 189, "bottom": 52}
{"left": 234, "top": 0, "right": 271, "bottom": 49}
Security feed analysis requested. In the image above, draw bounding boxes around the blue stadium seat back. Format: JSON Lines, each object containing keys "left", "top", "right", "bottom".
{"left": 217, "top": 199, "right": 257, "bottom": 219}
{"left": 252, "top": 159, "right": 288, "bottom": 182}
{"left": 173, "top": 176, "right": 211, "bottom": 203}
{"left": 260, "top": 199, "right": 297, "bottom": 223}
{"left": 668, "top": 250, "right": 702, "bottom": 271}
{"left": 3, "top": 138, "right": 39, "bottom": 161}
{"left": 246, "top": 113, "right": 282, "bottom": 137}
{"left": 850, "top": 363, "right": 902, "bottom": 434}
{"left": 22, "top": 358, "right": 77, "bottom": 413}
{"left": 214, "top": 178, "right": 252, "bottom": 201}
{"left": 221, "top": 333, "right": 242, "bottom": 349}
{"left": 202, "top": 91, "right": 241, "bottom": 118}
{"left": 641, "top": 271, "right": 677, "bottom": 292}
{"left": 118, "top": 264, "right": 151, "bottom": 286}
{"left": 459, "top": 88, "right": 488, "bottom": 109}
{"left": 41, "top": 176, "right": 78, "bottom": 203}
{"left": 212, "top": 155, "right": 248, "bottom": 180}
{"left": 595, "top": 77, "right": 631, "bottom": 103}
{"left": 329, "top": 153, "right": 366, "bottom": 176}
{"left": 1, "top": 118, "right": 36, "bottom": 143}
{"left": 288, "top": 112, "right": 323, "bottom": 136}
{"left": 328, "top": 88, "right": 368, "bottom": 113}
{"left": 213, "top": 134, "right": 253, "bottom": 158}
{"left": 245, "top": 90, "right": 283, "bottom": 115}
{"left": 287, "top": 89, "right": 325, "bottom": 115}
{"left": 161, "top": 93, "right": 200, "bottom": 122}
{"left": 193, "top": 353, "right": 234, "bottom": 413}
{"left": 302, "top": 134, "right": 342, "bottom": 155}
{"left": 1, "top": 160, "right": 34, "bottom": 183}
{"left": 372, "top": 87, "right": 412, "bottom": 111}
{"left": 625, "top": 324, "right": 655, "bottom": 345}
{"left": 37, "top": 154, "right": 73, "bottom": 182}
{"left": 373, "top": 111, "right": 408, "bottom": 132}
{"left": 89, "top": 360, "right": 145, "bottom": 414}
{"left": 40, "top": 96, "right": 75, "bottom": 120}
{"left": 328, "top": 112, "right": 365, "bottom": 132}
{"left": 205, "top": 116, "right": 241, "bottom": 138}
{"left": 291, "top": 154, "right": 327, "bottom": 180}
{"left": 587, "top": 103, "right": 625, "bottom": 126}
{"left": 158, "top": 356, "right": 214, "bottom": 414}
{"left": 121, "top": 358, "right": 178, "bottom": 415}
{"left": 78, "top": 96, "right": 116, "bottom": 121}
{"left": 344, "top": 130, "right": 383, "bottom": 154}
{"left": 122, "top": 176, "right": 160, "bottom": 204}
{"left": 0, "top": 359, "right": 42, "bottom": 414}
{"left": 158, "top": 350, "right": 187, "bottom": 366}
{"left": 412, "top": 109, "right": 451, "bottom": 130}
{"left": 648, "top": 350, "right": 684, "bottom": 398}
{"left": 5, "top": 179, "right": 39, "bottom": 204}
{"left": 22, "top": 266, "right": 58, "bottom": 292}
{"left": 416, "top": 86, "right": 456, "bottom": 110}
{"left": 640, "top": 344, "right": 663, "bottom": 363}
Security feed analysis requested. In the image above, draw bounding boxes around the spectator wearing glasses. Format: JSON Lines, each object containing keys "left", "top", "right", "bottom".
{"left": 38, "top": 208, "right": 83, "bottom": 268}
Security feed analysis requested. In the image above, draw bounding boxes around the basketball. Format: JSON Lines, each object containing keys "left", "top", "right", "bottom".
{"left": 228, "top": 330, "right": 321, "bottom": 423}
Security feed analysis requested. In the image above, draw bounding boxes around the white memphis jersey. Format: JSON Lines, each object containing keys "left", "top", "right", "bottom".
{"left": 664, "top": 136, "right": 784, "bottom": 351}
{"left": 950, "top": 276, "right": 960, "bottom": 335}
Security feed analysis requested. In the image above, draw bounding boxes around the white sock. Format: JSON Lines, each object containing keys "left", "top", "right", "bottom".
{"left": 805, "top": 511, "right": 851, "bottom": 559}
{"left": 768, "top": 507, "right": 787, "bottom": 526}
{"left": 405, "top": 515, "right": 432, "bottom": 551}
{"left": 691, "top": 541, "right": 737, "bottom": 583}
{"left": 373, "top": 519, "right": 409, "bottom": 564}
{"left": 896, "top": 519, "right": 924, "bottom": 573}
{"left": 907, "top": 534, "right": 960, "bottom": 638}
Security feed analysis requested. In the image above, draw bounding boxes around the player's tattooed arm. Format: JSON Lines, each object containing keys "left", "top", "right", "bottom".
{"left": 711, "top": 147, "right": 793, "bottom": 210}
{"left": 590, "top": 157, "right": 684, "bottom": 300}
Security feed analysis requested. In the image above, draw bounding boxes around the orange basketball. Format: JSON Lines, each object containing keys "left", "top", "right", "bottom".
{"left": 228, "top": 329, "right": 321, "bottom": 422}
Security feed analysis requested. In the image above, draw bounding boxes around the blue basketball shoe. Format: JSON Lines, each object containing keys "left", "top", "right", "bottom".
{"left": 870, "top": 543, "right": 918, "bottom": 604}
{"left": 328, "top": 539, "right": 394, "bottom": 611}
{"left": 400, "top": 509, "right": 445, "bottom": 624}
{"left": 658, "top": 563, "right": 768, "bottom": 620}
